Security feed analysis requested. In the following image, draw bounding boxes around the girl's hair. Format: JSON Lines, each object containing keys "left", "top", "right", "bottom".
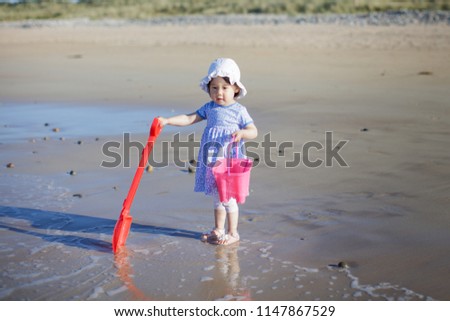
{"left": 208, "top": 77, "right": 241, "bottom": 98}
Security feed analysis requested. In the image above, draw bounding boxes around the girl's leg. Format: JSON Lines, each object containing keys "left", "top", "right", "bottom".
{"left": 226, "top": 210, "right": 239, "bottom": 236}
{"left": 214, "top": 194, "right": 227, "bottom": 232}
{"left": 214, "top": 208, "right": 227, "bottom": 232}
{"left": 201, "top": 195, "right": 226, "bottom": 242}
{"left": 218, "top": 198, "right": 240, "bottom": 245}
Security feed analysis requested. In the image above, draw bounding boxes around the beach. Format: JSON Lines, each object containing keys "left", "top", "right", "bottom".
{"left": 1, "top": 18, "right": 450, "bottom": 300}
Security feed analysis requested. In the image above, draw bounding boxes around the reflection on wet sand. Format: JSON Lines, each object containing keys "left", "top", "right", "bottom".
{"left": 114, "top": 247, "right": 152, "bottom": 301}
{"left": 208, "top": 244, "right": 251, "bottom": 301}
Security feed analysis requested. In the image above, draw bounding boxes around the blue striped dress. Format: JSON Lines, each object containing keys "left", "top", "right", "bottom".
{"left": 194, "top": 101, "right": 254, "bottom": 196}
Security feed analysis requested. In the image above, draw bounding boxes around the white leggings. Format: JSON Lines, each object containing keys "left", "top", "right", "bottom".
{"left": 213, "top": 194, "right": 238, "bottom": 213}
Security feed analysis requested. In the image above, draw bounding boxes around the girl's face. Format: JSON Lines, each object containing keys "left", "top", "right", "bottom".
{"left": 208, "top": 77, "right": 240, "bottom": 106}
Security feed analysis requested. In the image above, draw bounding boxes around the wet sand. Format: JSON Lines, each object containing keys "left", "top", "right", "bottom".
{"left": 1, "top": 22, "right": 450, "bottom": 300}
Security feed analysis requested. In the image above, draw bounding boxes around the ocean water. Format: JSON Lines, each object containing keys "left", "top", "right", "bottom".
{"left": 0, "top": 102, "right": 172, "bottom": 143}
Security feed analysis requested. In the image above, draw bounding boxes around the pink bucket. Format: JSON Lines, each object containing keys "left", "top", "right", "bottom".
{"left": 212, "top": 145, "right": 253, "bottom": 204}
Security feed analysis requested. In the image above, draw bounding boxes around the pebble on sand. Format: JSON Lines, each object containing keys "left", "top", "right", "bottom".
{"left": 6, "top": 162, "right": 15, "bottom": 168}
{"left": 328, "top": 261, "right": 350, "bottom": 269}
{"left": 52, "top": 127, "right": 60, "bottom": 132}
{"left": 72, "top": 193, "right": 83, "bottom": 198}
{"left": 188, "top": 159, "right": 197, "bottom": 173}
{"left": 67, "top": 54, "right": 83, "bottom": 59}
{"left": 146, "top": 165, "right": 154, "bottom": 173}
{"left": 360, "top": 128, "right": 369, "bottom": 132}
{"left": 337, "top": 261, "right": 350, "bottom": 269}
{"left": 69, "top": 170, "right": 77, "bottom": 176}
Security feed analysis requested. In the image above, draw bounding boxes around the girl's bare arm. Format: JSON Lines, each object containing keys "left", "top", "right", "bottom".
{"left": 232, "top": 123, "right": 258, "bottom": 142}
{"left": 159, "top": 112, "right": 203, "bottom": 127}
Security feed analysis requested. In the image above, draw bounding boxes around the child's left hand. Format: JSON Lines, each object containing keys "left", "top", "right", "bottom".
{"left": 232, "top": 124, "right": 258, "bottom": 142}
{"left": 231, "top": 130, "right": 244, "bottom": 142}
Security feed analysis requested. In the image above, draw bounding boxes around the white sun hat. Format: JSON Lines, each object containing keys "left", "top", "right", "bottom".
{"left": 199, "top": 58, "right": 247, "bottom": 99}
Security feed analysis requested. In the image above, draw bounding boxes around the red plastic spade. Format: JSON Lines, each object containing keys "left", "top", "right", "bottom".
{"left": 112, "top": 117, "right": 162, "bottom": 253}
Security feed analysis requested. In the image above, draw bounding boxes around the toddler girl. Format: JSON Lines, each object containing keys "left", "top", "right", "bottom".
{"left": 158, "top": 58, "right": 257, "bottom": 245}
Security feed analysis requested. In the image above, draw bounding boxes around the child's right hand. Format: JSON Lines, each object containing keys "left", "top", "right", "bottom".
{"left": 157, "top": 117, "right": 168, "bottom": 127}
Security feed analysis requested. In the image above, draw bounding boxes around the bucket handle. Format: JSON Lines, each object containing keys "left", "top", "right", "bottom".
{"left": 226, "top": 140, "right": 240, "bottom": 175}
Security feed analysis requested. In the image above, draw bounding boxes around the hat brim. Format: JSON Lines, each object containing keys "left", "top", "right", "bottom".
{"left": 200, "top": 75, "right": 247, "bottom": 99}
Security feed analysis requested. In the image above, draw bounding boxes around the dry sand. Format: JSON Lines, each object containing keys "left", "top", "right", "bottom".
{"left": 1, "top": 22, "right": 450, "bottom": 300}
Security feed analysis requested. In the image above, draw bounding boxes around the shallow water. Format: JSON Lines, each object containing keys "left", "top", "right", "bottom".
{"left": 0, "top": 102, "right": 172, "bottom": 143}
{"left": 0, "top": 212, "right": 431, "bottom": 301}
{"left": 0, "top": 173, "right": 434, "bottom": 301}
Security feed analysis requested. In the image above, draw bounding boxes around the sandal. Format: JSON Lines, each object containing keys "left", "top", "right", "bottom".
{"left": 201, "top": 228, "right": 225, "bottom": 243}
{"left": 215, "top": 232, "right": 240, "bottom": 246}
